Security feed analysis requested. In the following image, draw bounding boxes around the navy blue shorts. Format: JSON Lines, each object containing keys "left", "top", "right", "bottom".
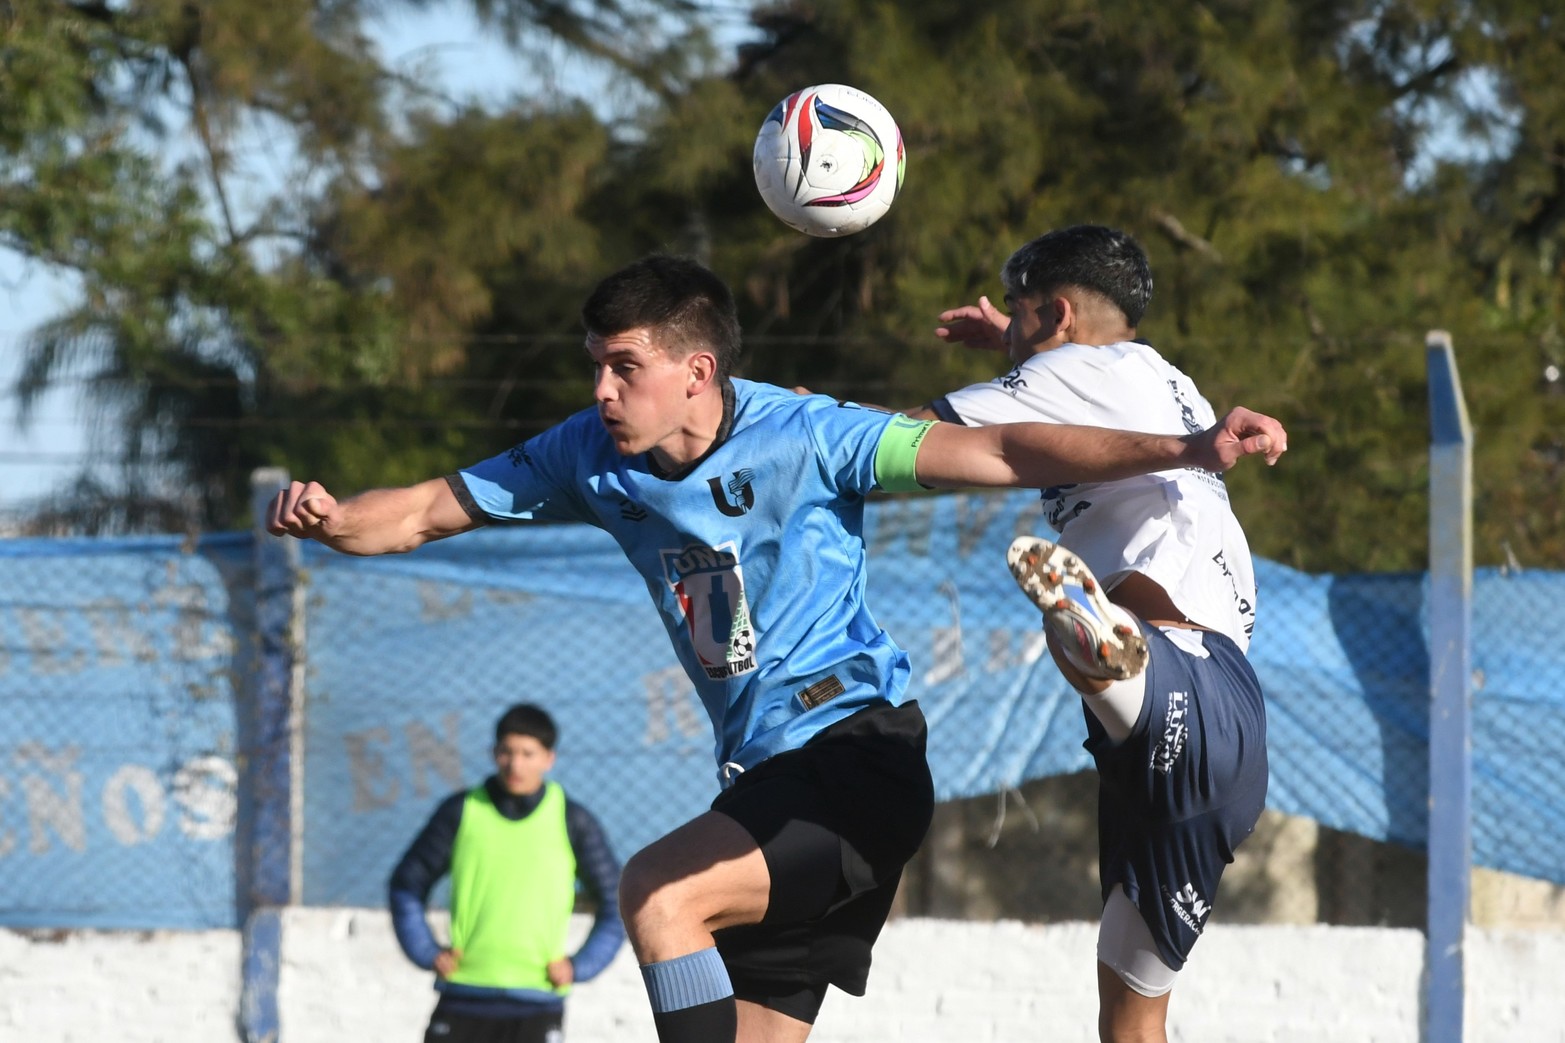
{"left": 1086, "top": 626, "right": 1268, "bottom": 971}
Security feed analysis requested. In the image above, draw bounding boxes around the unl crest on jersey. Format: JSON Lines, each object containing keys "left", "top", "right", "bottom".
{"left": 661, "top": 541, "right": 757, "bottom": 679}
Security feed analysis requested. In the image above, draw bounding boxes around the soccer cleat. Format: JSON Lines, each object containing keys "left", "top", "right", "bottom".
{"left": 1005, "top": 536, "right": 1148, "bottom": 681}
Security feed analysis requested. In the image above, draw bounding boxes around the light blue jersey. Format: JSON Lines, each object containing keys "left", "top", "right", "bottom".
{"left": 455, "top": 379, "right": 914, "bottom": 773}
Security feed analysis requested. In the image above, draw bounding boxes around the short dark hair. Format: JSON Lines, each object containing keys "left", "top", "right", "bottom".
{"left": 581, "top": 254, "right": 743, "bottom": 380}
{"left": 1000, "top": 225, "right": 1154, "bottom": 327}
{"left": 494, "top": 703, "right": 558, "bottom": 750}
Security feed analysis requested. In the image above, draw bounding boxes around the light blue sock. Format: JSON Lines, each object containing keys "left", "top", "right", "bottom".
{"left": 640, "top": 947, "right": 734, "bottom": 1013}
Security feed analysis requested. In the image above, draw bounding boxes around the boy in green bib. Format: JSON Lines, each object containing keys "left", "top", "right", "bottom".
{"left": 391, "top": 704, "right": 625, "bottom": 1043}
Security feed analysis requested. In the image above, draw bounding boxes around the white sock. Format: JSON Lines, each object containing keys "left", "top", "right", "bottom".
{"left": 1079, "top": 671, "right": 1148, "bottom": 743}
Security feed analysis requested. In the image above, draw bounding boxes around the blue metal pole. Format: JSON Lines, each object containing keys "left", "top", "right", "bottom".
{"left": 241, "top": 467, "right": 301, "bottom": 1043}
{"left": 1425, "top": 331, "right": 1472, "bottom": 1043}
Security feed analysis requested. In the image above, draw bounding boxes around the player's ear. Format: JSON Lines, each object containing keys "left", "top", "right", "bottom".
{"left": 687, "top": 349, "right": 717, "bottom": 393}
{"left": 1051, "top": 294, "right": 1073, "bottom": 331}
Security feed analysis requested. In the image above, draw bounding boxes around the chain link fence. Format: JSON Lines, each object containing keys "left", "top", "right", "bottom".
{"left": 4, "top": 491, "right": 1561, "bottom": 933}
{"left": 0, "top": 536, "right": 250, "bottom": 929}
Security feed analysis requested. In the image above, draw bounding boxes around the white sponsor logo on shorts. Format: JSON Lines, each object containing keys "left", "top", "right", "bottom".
{"left": 1151, "top": 691, "right": 1189, "bottom": 774}
{"left": 1165, "top": 881, "right": 1210, "bottom": 934}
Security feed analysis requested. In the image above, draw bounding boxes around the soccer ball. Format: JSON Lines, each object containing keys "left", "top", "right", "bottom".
{"left": 753, "top": 84, "right": 904, "bottom": 238}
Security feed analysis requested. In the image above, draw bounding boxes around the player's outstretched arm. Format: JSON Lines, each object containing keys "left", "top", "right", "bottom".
{"left": 265, "top": 477, "right": 482, "bottom": 555}
{"left": 912, "top": 406, "right": 1287, "bottom": 490}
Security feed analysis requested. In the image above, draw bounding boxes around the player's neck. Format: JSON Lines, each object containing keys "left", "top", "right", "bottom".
{"left": 1068, "top": 320, "right": 1136, "bottom": 347}
{"left": 649, "top": 387, "right": 728, "bottom": 473}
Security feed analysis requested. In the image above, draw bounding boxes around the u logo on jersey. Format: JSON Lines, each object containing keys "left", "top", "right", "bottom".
{"left": 708, "top": 469, "right": 756, "bottom": 517}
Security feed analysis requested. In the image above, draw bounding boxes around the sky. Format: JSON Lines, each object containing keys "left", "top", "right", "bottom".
{"left": 0, "top": 4, "right": 757, "bottom": 517}
{"left": 0, "top": 265, "right": 87, "bottom": 512}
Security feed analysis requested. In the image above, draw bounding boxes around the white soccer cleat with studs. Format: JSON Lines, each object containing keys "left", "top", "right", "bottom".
{"left": 1005, "top": 536, "right": 1149, "bottom": 681}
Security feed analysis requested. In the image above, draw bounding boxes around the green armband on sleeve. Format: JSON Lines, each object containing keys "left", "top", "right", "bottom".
{"left": 873, "top": 416, "right": 938, "bottom": 493}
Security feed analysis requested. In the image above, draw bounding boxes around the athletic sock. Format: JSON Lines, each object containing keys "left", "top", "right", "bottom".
{"left": 641, "top": 947, "right": 737, "bottom": 1042}
{"left": 1080, "top": 671, "right": 1148, "bottom": 743}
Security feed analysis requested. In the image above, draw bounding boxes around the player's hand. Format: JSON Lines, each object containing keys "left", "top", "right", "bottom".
{"left": 433, "top": 947, "right": 461, "bottom": 979}
{"left": 1184, "top": 407, "right": 1288, "bottom": 471}
{"left": 546, "top": 957, "right": 575, "bottom": 988}
{"left": 265, "top": 481, "right": 340, "bottom": 538}
{"left": 935, "top": 296, "right": 1009, "bottom": 352}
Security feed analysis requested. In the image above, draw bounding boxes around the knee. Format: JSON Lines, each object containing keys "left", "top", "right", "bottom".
{"left": 1099, "top": 1021, "right": 1169, "bottom": 1043}
{"left": 1098, "top": 996, "right": 1171, "bottom": 1043}
{"left": 619, "top": 849, "right": 687, "bottom": 936}
{"left": 618, "top": 849, "right": 659, "bottom": 920}
{"left": 1097, "top": 960, "right": 1172, "bottom": 1043}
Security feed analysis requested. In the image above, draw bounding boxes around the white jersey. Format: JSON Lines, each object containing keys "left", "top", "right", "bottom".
{"left": 935, "top": 340, "right": 1257, "bottom": 651}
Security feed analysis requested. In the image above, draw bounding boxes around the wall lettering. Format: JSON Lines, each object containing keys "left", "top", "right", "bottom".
{"left": 640, "top": 665, "right": 704, "bottom": 746}
{"left": 344, "top": 726, "right": 399, "bottom": 811}
{"left": 16, "top": 743, "right": 86, "bottom": 853}
{"left": 405, "top": 713, "right": 462, "bottom": 798}
{"left": 103, "top": 765, "right": 166, "bottom": 845}
{"left": 173, "top": 756, "right": 237, "bottom": 840}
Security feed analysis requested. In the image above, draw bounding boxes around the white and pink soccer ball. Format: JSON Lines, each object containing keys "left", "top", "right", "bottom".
{"left": 753, "top": 83, "right": 905, "bottom": 238}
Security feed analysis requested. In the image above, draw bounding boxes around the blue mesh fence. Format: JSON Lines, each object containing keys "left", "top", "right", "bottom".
{"left": 0, "top": 536, "right": 250, "bottom": 929}
{"left": 1, "top": 491, "right": 1562, "bottom": 929}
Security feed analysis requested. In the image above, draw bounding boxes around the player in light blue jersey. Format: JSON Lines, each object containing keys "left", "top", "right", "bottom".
{"left": 457, "top": 381, "right": 927, "bottom": 776}
{"left": 267, "top": 254, "right": 1287, "bottom": 1043}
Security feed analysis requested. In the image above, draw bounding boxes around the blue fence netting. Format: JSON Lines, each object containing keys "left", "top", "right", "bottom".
{"left": 1, "top": 490, "right": 1559, "bottom": 928}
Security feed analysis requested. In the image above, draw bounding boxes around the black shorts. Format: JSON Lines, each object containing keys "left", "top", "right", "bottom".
{"left": 1088, "top": 626, "right": 1269, "bottom": 971}
{"left": 711, "top": 700, "right": 934, "bottom": 1022}
{"left": 424, "top": 998, "right": 564, "bottom": 1043}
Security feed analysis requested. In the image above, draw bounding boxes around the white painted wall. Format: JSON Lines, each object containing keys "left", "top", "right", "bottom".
{"left": 0, "top": 925, "right": 241, "bottom": 1043}
{"left": 3, "top": 914, "right": 1562, "bottom": 1042}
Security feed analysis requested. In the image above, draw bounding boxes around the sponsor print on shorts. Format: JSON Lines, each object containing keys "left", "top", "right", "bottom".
{"left": 662, "top": 541, "right": 758, "bottom": 680}
{"left": 1151, "top": 690, "right": 1189, "bottom": 774}
{"left": 1164, "top": 881, "right": 1211, "bottom": 934}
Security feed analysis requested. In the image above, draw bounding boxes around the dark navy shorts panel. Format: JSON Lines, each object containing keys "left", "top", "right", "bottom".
{"left": 1086, "top": 627, "right": 1268, "bottom": 970}
{"left": 425, "top": 999, "right": 563, "bottom": 1043}
{"left": 710, "top": 701, "right": 934, "bottom": 1007}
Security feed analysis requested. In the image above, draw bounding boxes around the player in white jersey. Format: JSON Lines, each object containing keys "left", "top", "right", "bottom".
{"left": 905, "top": 225, "right": 1271, "bottom": 1043}
{"left": 266, "top": 253, "right": 1285, "bottom": 1043}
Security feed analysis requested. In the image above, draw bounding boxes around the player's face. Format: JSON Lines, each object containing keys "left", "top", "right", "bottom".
{"left": 493, "top": 734, "right": 555, "bottom": 796}
{"left": 586, "top": 327, "right": 700, "bottom": 457}
{"left": 1002, "top": 293, "right": 1059, "bottom": 365}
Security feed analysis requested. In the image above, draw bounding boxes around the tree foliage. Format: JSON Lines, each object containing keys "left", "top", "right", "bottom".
{"left": 4, "top": 0, "right": 1563, "bottom": 572}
